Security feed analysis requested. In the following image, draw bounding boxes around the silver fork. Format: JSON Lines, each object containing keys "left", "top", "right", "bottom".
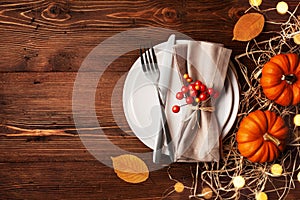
{"left": 140, "top": 47, "right": 174, "bottom": 163}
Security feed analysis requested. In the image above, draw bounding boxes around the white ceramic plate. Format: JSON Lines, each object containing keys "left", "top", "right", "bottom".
{"left": 123, "top": 40, "right": 239, "bottom": 149}
{"left": 221, "top": 64, "right": 240, "bottom": 138}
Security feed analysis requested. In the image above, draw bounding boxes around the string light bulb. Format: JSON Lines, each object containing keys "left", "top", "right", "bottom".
{"left": 293, "top": 34, "right": 300, "bottom": 45}
{"left": 249, "top": 0, "right": 262, "bottom": 7}
{"left": 255, "top": 191, "right": 268, "bottom": 200}
{"left": 174, "top": 182, "right": 185, "bottom": 193}
{"left": 201, "top": 187, "right": 213, "bottom": 199}
{"left": 271, "top": 164, "right": 283, "bottom": 176}
{"left": 294, "top": 114, "right": 300, "bottom": 126}
{"left": 233, "top": 176, "right": 245, "bottom": 189}
{"left": 276, "top": 1, "right": 289, "bottom": 15}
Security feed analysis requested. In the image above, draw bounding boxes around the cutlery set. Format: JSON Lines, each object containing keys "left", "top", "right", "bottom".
{"left": 139, "top": 46, "right": 174, "bottom": 163}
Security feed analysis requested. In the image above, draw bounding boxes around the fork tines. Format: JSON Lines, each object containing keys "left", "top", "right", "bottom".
{"left": 139, "top": 47, "right": 158, "bottom": 72}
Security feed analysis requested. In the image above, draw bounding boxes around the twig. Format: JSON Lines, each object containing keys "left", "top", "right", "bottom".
{"left": 4, "top": 125, "right": 75, "bottom": 137}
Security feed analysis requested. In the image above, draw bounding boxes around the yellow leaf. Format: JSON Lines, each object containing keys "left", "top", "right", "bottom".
{"left": 233, "top": 13, "right": 265, "bottom": 41}
{"left": 111, "top": 154, "right": 149, "bottom": 184}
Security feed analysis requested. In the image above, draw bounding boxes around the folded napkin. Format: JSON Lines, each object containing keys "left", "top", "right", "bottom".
{"left": 165, "top": 41, "right": 232, "bottom": 162}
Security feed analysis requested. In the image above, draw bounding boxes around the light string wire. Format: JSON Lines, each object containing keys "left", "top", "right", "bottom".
{"left": 166, "top": 3, "right": 300, "bottom": 200}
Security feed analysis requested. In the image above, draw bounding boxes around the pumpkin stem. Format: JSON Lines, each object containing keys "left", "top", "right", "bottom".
{"left": 263, "top": 133, "right": 281, "bottom": 146}
{"left": 281, "top": 74, "right": 297, "bottom": 84}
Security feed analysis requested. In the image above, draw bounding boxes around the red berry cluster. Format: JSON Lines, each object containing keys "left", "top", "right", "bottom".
{"left": 172, "top": 73, "right": 219, "bottom": 113}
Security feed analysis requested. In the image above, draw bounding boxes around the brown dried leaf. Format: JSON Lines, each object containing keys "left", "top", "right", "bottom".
{"left": 233, "top": 13, "right": 265, "bottom": 41}
{"left": 111, "top": 154, "right": 149, "bottom": 184}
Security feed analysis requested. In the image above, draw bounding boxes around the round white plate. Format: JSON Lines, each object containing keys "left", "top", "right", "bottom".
{"left": 123, "top": 40, "right": 239, "bottom": 149}
{"left": 221, "top": 64, "right": 240, "bottom": 138}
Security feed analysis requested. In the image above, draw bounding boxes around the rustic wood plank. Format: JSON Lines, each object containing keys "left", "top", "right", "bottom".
{"left": 1, "top": 0, "right": 298, "bottom": 73}
{"left": 0, "top": 135, "right": 150, "bottom": 162}
{"left": 0, "top": 161, "right": 192, "bottom": 200}
{"left": 0, "top": 71, "right": 131, "bottom": 129}
{"left": 0, "top": 134, "right": 299, "bottom": 199}
{"left": 0, "top": 134, "right": 194, "bottom": 200}
{"left": 0, "top": 0, "right": 250, "bottom": 72}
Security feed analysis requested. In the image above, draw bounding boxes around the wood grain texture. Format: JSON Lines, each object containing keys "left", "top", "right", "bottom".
{"left": 1, "top": 0, "right": 300, "bottom": 199}
{"left": 0, "top": 0, "right": 249, "bottom": 72}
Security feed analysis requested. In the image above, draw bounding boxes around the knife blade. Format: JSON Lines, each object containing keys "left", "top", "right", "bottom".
{"left": 159, "top": 34, "right": 175, "bottom": 104}
{"left": 153, "top": 34, "right": 176, "bottom": 163}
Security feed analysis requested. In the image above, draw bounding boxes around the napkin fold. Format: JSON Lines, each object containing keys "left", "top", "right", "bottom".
{"left": 166, "top": 41, "right": 232, "bottom": 162}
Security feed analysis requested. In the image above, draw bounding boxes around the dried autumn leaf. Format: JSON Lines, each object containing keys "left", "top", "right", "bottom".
{"left": 111, "top": 154, "right": 149, "bottom": 184}
{"left": 233, "top": 13, "right": 265, "bottom": 41}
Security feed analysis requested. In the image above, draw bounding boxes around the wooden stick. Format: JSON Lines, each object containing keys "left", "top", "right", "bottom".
{"left": 4, "top": 125, "right": 75, "bottom": 137}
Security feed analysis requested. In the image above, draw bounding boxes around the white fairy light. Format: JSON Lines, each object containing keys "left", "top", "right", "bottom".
{"left": 201, "top": 187, "right": 213, "bottom": 199}
{"left": 294, "top": 114, "right": 300, "bottom": 126}
{"left": 233, "top": 176, "right": 245, "bottom": 189}
{"left": 271, "top": 164, "right": 283, "bottom": 176}
{"left": 249, "top": 0, "right": 262, "bottom": 7}
{"left": 293, "top": 34, "right": 300, "bottom": 45}
{"left": 255, "top": 191, "right": 268, "bottom": 200}
{"left": 276, "top": 1, "right": 289, "bottom": 15}
{"left": 174, "top": 182, "right": 185, "bottom": 193}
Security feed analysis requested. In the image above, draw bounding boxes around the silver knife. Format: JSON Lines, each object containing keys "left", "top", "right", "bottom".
{"left": 153, "top": 34, "right": 176, "bottom": 163}
{"left": 159, "top": 34, "right": 176, "bottom": 105}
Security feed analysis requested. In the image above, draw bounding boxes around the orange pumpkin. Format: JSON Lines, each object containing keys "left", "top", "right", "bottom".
{"left": 260, "top": 53, "right": 300, "bottom": 106}
{"left": 236, "top": 110, "right": 288, "bottom": 163}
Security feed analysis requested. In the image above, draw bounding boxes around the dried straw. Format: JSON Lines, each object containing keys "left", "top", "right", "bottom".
{"left": 166, "top": 3, "right": 300, "bottom": 200}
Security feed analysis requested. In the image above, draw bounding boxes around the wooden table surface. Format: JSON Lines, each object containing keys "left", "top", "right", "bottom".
{"left": 1, "top": 0, "right": 299, "bottom": 199}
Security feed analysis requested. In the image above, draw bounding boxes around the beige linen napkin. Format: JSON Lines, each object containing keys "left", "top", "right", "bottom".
{"left": 167, "top": 41, "right": 232, "bottom": 162}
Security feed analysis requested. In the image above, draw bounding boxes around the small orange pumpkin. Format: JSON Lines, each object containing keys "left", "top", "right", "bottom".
{"left": 261, "top": 53, "right": 300, "bottom": 106}
{"left": 236, "top": 110, "right": 288, "bottom": 163}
